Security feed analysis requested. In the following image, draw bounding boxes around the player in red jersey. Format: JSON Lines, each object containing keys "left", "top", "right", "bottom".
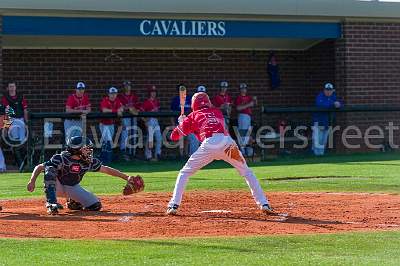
{"left": 117, "top": 81, "right": 141, "bottom": 160}
{"left": 235, "top": 83, "right": 257, "bottom": 157}
{"left": 212, "top": 81, "right": 233, "bottom": 129}
{"left": 166, "top": 92, "right": 273, "bottom": 215}
{"left": 99, "top": 87, "right": 123, "bottom": 162}
{"left": 141, "top": 85, "right": 162, "bottom": 161}
{"left": 64, "top": 82, "right": 91, "bottom": 142}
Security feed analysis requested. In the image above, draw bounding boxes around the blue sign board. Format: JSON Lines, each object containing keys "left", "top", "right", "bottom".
{"left": 3, "top": 16, "right": 341, "bottom": 39}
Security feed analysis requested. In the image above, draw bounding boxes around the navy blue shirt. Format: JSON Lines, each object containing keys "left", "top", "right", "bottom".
{"left": 312, "top": 92, "right": 343, "bottom": 128}
{"left": 170, "top": 95, "right": 192, "bottom": 124}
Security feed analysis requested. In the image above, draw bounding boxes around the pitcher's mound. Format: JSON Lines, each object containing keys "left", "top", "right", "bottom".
{"left": 0, "top": 191, "right": 399, "bottom": 239}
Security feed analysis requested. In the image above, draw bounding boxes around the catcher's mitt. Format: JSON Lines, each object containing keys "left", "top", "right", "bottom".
{"left": 123, "top": 175, "right": 144, "bottom": 195}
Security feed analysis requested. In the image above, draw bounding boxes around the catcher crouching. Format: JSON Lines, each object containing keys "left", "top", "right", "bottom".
{"left": 27, "top": 136, "right": 144, "bottom": 215}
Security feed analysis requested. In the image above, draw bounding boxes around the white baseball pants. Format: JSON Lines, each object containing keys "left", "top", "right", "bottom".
{"left": 168, "top": 133, "right": 269, "bottom": 208}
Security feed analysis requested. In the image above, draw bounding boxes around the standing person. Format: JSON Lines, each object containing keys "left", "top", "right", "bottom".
{"left": 235, "top": 83, "right": 257, "bottom": 157}
{"left": 0, "top": 105, "right": 13, "bottom": 174}
{"left": 99, "top": 87, "right": 123, "bottom": 163}
{"left": 118, "top": 81, "right": 141, "bottom": 161}
{"left": 212, "top": 81, "right": 233, "bottom": 130}
{"left": 64, "top": 82, "right": 91, "bottom": 142}
{"left": 166, "top": 92, "right": 273, "bottom": 215}
{"left": 170, "top": 84, "right": 193, "bottom": 159}
{"left": 1, "top": 81, "right": 29, "bottom": 168}
{"left": 312, "top": 82, "right": 343, "bottom": 156}
{"left": 26, "top": 136, "right": 144, "bottom": 215}
{"left": 142, "top": 85, "right": 162, "bottom": 161}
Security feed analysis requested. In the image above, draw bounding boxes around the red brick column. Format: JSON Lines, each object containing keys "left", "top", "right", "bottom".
{"left": 335, "top": 21, "right": 400, "bottom": 151}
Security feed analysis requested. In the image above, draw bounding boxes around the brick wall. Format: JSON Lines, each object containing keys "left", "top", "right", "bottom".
{"left": 0, "top": 16, "right": 3, "bottom": 92}
{"left": 2, "top": 46, "right": 334, "bottom": 113}
{"left": 2, "top": 42, "right": 335, "bottom": 136}
{"left": 334, "top": 22, "right": 400, "bottom": 151}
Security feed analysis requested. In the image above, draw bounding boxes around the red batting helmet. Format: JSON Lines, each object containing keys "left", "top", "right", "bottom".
{"left": 191, "top": 92, "right": 211, "bottom": 111}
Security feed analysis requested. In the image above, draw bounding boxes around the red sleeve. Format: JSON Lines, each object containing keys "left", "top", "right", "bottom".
{"left": 21, "top": 97, "right": 28, "bottom": 109}
{"left": 227, "top": 95, "right": 233, "bottom": 104}
{"left": 235, "top": 96, "right": 241, "bottom": 106}
{"left": 170, "top": 116, "right": 193, "bottom": 141}
{"left": 141, "top": 100, "right": 150, "bottom": 111}
{"left": 1, "top": 96, "right": 8, "bottom": 106}
{"left": 100, "top": 98, "right": 108, "bottom": 111}
{"left": 116, "top": 99, "right": 123, "bottom": 110}
{"left": 83, "top": 94, "right": 91, "bottom": 107}
{"left": 132, "top": 94, "right": 139, "bottom": 104}
{"left": 66, "top": 95, "right": 75, "bottom": 108}
{"left": 212, "top": 96, "right": 222, "bottom": 107}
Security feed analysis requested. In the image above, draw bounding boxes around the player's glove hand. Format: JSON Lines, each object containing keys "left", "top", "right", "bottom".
{"left": 46, "top": 202, "right": 63, "bottom": 215}
{"left": 178, "top": 115, "right": 186, "bottom": 125}
{"left": 123, "top": 175, "right": 145, "bottom": 195}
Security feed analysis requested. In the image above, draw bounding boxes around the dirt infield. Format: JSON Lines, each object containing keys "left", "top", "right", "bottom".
{"left": 0, "top": 191, "right": 399, "bottom": 239}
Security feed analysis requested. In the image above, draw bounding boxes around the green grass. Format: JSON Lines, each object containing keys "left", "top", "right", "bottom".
{"left": 2, "top": 152, "right": 400, "bottom": 199}
{"left": 1, "top": 152, "right": 400, "bottom": 265}
{"left": 1, "top": 231, "right": 399, "bottom": 265}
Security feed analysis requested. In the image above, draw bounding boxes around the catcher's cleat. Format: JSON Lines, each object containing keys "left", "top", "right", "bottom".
{"left": 261, "top": 203, "right": 274, "bottom": 214}
{"left": 66, "top": 198, "right": 83, "bottom": 210}
{"left": 46, "top": 202, "right": 62, "bottom": 215}
{"left": 166, "top": 204, "right": 179, "bottom": 215}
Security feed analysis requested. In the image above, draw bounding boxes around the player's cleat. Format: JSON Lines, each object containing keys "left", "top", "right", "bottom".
{"left": 261, "top": 203, "right": 274, "bottom": 214}
{"left": 66, "top": 198, "right": 83, "bottom": 210}
{"left": 46, "top": 202, "right": 62, "bottom": 215}
{"left": 166, "top": 204, "right": 179, "bottom": 215}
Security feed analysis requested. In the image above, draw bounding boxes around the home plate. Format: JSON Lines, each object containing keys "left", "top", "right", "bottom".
{"left": 201, "top": 210, "right": 232, "bottom": 213}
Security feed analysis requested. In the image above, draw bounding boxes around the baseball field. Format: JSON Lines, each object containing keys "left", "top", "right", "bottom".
{"left": 1, "top": 152, "right": 400, "bottom": 265}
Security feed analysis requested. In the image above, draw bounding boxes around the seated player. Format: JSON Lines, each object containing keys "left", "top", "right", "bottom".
{"left": 27, "top": 136, "right": 144, "bottom": 215}
{"left": 166, "top": 92, "right": 273, "bottom": 215}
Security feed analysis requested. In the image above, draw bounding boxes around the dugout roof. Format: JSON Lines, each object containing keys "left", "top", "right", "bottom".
{"left": 1, "top": 0, "right": 400, "bottom": 50}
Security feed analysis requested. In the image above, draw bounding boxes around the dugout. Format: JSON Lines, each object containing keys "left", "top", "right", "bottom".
{"left": 1, "top": 0, "right": 400, "bottom": 163}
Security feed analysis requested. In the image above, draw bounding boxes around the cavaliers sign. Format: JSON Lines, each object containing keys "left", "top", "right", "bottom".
{"left": 139, "top": 20, "right": 226, "bottom": 37}
{"left": 3, "top": 16, "right": 341, "bottom": 39}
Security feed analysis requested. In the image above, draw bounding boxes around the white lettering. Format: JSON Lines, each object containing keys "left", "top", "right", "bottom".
{"left": 217, "top": 21, "right": 226, "bottom": 36}
{"left": 208, "top": 21, "right": 217, "bottom": 36}
{"left": 170, "top": 21, "right": 181, "bottom": 36}
{"left": 198, "top": 21, "right": 207, "bottom": 36}
{"left": 152, "top": 21, "right": 162, "bottom": 35}
{"left": 181, "top": 21, "right": 191, "bottom": 35}
{"left": 160, "top": 20, "right": 172, "bottom": 35}
{"left": 140, "top": 20, "right": 152, "bottom": 35}
{"left": 140, "top": 19, "right": 226, "bottom": 37}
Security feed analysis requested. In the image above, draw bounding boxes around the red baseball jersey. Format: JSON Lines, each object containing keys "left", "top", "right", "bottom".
{"left": 142, "top": 98, "right": 160, "bottom": 112}
{"left": 100, "top": 96, "right": 123, "bottom": 125}
{"left": 65, "top": 93, "right": 91, "bottom": 110}
{"left": 235, "top": 95, "right": 253, "bottom": 115}
{"left": 1, "top": 95, "right": 28, "bottom": 109}
{"left": 170, "top": 107, "right": 228, "bottom": 142}
{"left": 117, "top": 93, "right": 141, "bottom": 110}
{"left": 212, "top": 93, "right": 232, "bottom": 108}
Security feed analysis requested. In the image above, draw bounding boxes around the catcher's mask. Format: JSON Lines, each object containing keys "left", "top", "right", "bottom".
{"left": 66, "top": 136, "right": 94, "bottom": 164}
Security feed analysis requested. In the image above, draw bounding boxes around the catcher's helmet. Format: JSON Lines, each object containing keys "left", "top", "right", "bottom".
{"left": 66, "top": 136, "right": 94, "bottom": 163}
{"left": 191, "top": 92, "right": 211, "bottom": 111}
